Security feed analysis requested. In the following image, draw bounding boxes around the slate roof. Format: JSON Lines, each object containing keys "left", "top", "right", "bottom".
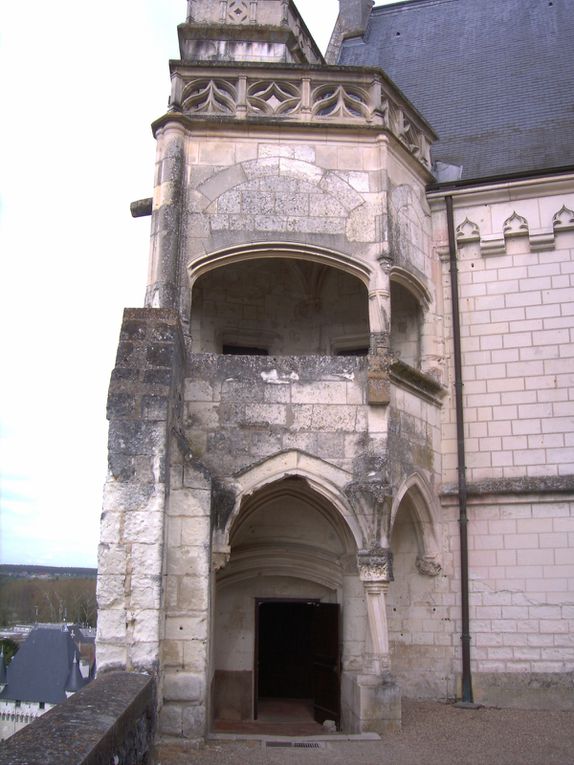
{"left": 0, "top": 628, "right": 87, "bottom": 704}
{"left": 338, "top": 0, "right": 574, "bottom": 181}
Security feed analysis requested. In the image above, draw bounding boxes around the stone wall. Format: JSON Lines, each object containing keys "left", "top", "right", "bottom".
{"left": 425, "top": 182, "right": 574, "bottom": 705}
{"left": 435, "top": 186, "right": 574, "bottom": 486}
{"left": 182, "top": 354, "right": 371, "bottom": 478}
{"left": 98, "top": 309, "right": 185, "bottom": 675}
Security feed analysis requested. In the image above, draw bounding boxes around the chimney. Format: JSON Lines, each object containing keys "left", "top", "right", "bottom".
{"left": 338, "top": 0, "right": 373, "bottom": 38}
{"left": 326, "top": 0, "right": 373, "bottom": 64}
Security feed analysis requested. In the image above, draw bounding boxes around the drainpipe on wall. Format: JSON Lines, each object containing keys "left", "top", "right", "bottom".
{"left": 445, "top": 195, "right": 474, "bottom": 704}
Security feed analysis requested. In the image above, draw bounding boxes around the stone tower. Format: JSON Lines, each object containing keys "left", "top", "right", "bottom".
{"left": 97, "top": 0, "right": 445, "bottom": 740}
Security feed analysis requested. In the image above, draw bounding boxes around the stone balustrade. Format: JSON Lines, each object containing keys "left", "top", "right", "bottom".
{"left": 163, "top": 64, "right": 435, "bottom": 169}
{"left": 0, "top": 673, "right": 155, "bottom": 765}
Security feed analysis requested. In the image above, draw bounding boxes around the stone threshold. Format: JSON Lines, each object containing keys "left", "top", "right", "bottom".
{"left": 207, "top": 732, "right": 381, "bottom": 742}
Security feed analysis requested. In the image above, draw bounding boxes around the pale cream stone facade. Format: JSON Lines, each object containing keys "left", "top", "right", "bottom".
{"left": 96, "top": 0, "right": 574, "bottom": 742}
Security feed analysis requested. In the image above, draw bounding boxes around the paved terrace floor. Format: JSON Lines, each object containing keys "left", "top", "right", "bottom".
{"left": 153, "top": 699, "right": 574, "bottom": 765}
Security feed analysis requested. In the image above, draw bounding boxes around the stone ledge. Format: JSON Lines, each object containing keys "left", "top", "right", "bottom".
{"left": 0, "top": 672, "right": 155, "bottom": 765}
{"left": 442, "top": 475, "right": 574, "bottom": 497}
{"left": 390, "top": 361, "right": 446, "bottom": 407}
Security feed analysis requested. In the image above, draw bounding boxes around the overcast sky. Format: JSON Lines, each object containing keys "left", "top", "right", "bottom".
{"left": 0, "top": 1, "right": 404, "bottom": 568}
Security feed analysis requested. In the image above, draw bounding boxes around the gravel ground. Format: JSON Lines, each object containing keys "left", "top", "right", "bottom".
{"left": 153, "top": 699, "right": 574, "bottom": 765}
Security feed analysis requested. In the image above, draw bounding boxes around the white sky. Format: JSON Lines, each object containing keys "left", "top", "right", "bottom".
{"left": 0, "top": 0, "right": 403, "bottom": 568}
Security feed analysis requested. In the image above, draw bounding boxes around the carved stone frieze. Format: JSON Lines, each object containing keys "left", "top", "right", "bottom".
{"left": 358, "top": 547, "right": 394, "bottom": 583}
{"left": 415, "top": 554, "right": 442, "bottom": 577}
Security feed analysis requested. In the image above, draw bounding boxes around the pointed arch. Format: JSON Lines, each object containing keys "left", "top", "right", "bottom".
{"left": 390, "top": 473, "right": 441, "bottom": 567}
{"left": 213, "top": 450, "right": 365, "bottom": 552}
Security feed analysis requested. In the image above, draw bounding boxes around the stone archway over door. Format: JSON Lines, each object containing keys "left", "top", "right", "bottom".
{"left": 212, "top": 476, "right": 359, "bottom": 731}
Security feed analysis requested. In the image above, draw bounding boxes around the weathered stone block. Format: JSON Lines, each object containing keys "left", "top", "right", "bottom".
{"left": 166, "top": 546, "right": 210, "bottom": 578}
{"left": 163, "top": 672, "right": 204, "bottom": 703}
{"left": 165, "top": 615, "right": 208, "bottom": 641}
{"left": 131, "top": 609, "right": 161, "bottom": 643}
{"left": 95, "top": 643, "right": 128, "bottom": 673}
{"left": 129, "top": 640, "right": 160, "bottom": 673}
{"left": 129, "top": 578, "right": 162, "bottom": 610}
{"left": 107, "top": 454, "right": 136, "bottom": 481}
{"left": 109, "top": 420, "right": 166, "bottom": 456}
{"left": 159, "top": 704, "right": 183, "bottom": 737}
{"left": 368, "top": 374, "right": 391, "bottom": 405}
{"left": 169, "top": 488, "right": 211, "bottom": 517}
{"left": 142, "top": 394, "right": 169, "bottom": 420}
{"left": 96, "top": 574, "right": 126, "bottom": 609}
{"left": 181, "top": 517, "right": 211, "bottom": 545}
{"left": 131, "top": 543, "right": 164, "bottom": 576}
{"left": 98, "top": 543, "right": 128, "bottom": 575}
{"left": 182, "top": 705, "right": 207, "bottom": 739}
{"left": 311, "top": 405, "right": 357, "bottom": 431}
{"left": 97, "top": 608, "right": 127, "bottom": 643}
{"left": 183, "top": 640, "right": 209, "bottom": 673}
{"left": 177, "top": 576, "right": 209, "bottom": 611}
{"left": 107, "top": 393, "right": 137, "bottom": 419}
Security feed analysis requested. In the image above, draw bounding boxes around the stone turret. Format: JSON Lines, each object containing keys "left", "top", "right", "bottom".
{"left": 179, "top": 0, "right": 323, "bottom": 64}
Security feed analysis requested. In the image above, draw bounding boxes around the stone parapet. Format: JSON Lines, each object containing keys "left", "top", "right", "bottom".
{"left": 0, "top": 673, "right": 155, "bottom": 765}
{"left": 162, "top": 63, "right": 435, "bottom": 171}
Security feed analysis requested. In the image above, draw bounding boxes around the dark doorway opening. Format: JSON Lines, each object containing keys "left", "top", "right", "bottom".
{"left": 255, "top": 599, "right": 340, "bottom": 729}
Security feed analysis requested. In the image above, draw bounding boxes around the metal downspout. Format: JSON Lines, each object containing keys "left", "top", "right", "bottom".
{"left": 445, "top": 195, "right": 474, "bottom": 704}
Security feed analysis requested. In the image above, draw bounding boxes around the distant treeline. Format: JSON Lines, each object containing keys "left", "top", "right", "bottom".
{"left": 0, "top": 565, "right": 97, "bottom": 579}
{"left": 0, "top": 576, "right": 97, "bottom": 627}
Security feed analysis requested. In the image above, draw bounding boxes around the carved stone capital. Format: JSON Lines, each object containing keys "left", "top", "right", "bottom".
{"left": 358, "top": 547, "right": 394, "bottom": 583}
{"left": 415, "top": 554, "right": 442, "bottom": 577}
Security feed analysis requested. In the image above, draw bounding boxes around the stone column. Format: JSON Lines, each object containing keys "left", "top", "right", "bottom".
{"left": 354, "top": 546, "right": 401, "bottom": 734}
{"left": 146, "top": 121, "right": 187, "bottom": 310}
{"left": 357, "top": 547, "right": 393, "bottom": 675}
{"left": 368, "top": 260, "right": 393, "bottom": 405}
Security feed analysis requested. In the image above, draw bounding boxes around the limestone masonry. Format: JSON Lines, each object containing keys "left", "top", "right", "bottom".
{"left": 96, "top": 0, "right": 574, "bottom": 741}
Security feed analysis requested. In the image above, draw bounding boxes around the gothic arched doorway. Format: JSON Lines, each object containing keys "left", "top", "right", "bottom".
{"left": 211, "top": 476, "right": 361, "bottom": 731}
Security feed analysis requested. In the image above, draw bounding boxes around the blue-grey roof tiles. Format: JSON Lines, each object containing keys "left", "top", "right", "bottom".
{"left": 0, "top": 628, "right": 87, "bottom": 705}
{"left": 338, "top": 0, "right": 574, "bottom": 180}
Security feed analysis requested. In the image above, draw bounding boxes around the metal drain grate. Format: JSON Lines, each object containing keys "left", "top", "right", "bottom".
{"left": 265, "top": 741, "right": 324, "bottom": 749}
